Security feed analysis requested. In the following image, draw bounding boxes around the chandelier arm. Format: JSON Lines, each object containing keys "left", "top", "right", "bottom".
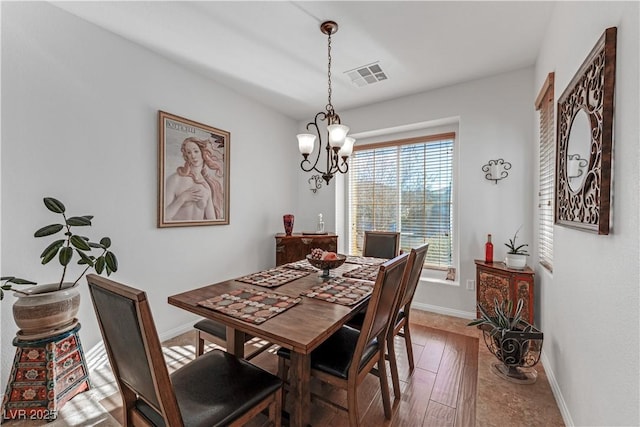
{"left": 300, "top": 112, "right": 327, "bottom": 173}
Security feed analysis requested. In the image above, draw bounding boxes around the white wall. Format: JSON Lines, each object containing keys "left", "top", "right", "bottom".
{"left": 297, "top": 68, "right": 536, "bottom": 317}
{"left": 533, "top": 2, "right": 639, "bottom": 426}
{"left": 0, "top": 3, "right": 298, "bottom": 385}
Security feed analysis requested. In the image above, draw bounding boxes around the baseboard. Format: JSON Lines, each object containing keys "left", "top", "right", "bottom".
{"left": 541, "top": 350, "right": 574, "bottom": 426}
{"left": 411, "top": 302, "right": 476, "bottom": 319}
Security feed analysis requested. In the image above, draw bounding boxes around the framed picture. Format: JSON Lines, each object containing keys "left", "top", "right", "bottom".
{"left": 555, "top": 27, "right": 616, "bottom": 234}
{"left": 158, "top": 111, "right": 230, "bottom": 227}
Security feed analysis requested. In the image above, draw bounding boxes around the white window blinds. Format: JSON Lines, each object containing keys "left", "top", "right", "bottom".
{"left": 535, "top": 73, "right": 554, "bottom": 272}
{"left": 348, "top": 133, "right": 455, "bottom": 269}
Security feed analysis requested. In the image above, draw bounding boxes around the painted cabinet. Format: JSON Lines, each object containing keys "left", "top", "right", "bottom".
{"left": 275, "top": 233, "right": 338, "bottom": 266}
{"left": 474, "top": 260, "right": 535, "bottom": 325}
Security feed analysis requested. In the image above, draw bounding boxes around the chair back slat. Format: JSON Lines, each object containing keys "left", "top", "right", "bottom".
{"left": 399, "top": 243, "right": 429, "bottom": 309}
{"left": 87, "top": 274, "right": 183, "bottom": 426}
{"left": 363, "top": 231, "right": 400, "bottom": 259}
{"left": 354, "top": 253, "right": 409, "bottom": 367}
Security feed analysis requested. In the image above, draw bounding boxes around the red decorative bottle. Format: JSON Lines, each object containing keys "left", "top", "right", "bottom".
{"left": 485, "top": 234, "right": 494, "bottom": 263}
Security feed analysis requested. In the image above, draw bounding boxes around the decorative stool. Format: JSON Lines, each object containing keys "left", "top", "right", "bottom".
{"left": 2, "top": 322, "right": 91, "bottom": 421}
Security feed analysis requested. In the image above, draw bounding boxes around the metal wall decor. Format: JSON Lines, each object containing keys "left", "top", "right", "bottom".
{"left": 556, "top": 27, "right": 616, "bottom": 235}
{"left": 308, "top": 175, "right": 322, "bottom": 193}
{"left": 482, "top": 159, "right": 511, "bottom": 183}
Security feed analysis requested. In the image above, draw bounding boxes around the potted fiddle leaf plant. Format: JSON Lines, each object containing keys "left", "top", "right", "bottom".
{"left": 504, "top": 228, "right": 529, "bottom": 269}
{"left": 1, "top": 197, "right": 118, "bottom": 337}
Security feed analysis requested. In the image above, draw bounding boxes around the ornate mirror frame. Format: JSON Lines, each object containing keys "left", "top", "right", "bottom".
{"left": 555, "top": 27, "right": 617, "bottom": 235}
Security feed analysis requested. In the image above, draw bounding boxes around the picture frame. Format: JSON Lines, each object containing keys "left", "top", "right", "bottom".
{"left": 555, "top": 27, "right": 616, "bottom": 235}
{"left": 158, "top": 111, "right": 230, "bottom": 227}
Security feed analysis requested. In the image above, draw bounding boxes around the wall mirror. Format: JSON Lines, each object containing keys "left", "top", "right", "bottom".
{"left": 556, "top": 27, "right": 616, "bottom": 235}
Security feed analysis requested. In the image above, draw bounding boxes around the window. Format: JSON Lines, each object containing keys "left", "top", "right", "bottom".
{"left": 535, "top": 73, "right": 554, "bottom": 272}
{"left": 348, "top": 133, "right": 455, "bottom": 269}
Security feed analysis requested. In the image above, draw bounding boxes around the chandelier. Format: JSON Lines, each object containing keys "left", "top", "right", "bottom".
{"left": 297, "top": 20, "right": 355, "bottom": 185}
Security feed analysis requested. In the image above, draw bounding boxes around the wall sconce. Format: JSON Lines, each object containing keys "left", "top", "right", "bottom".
{"left": 308, "top": 174, "right": 322, "bottom": 193}
{"left": 482, "top": 159, "right": 512, "bottom": 183}
{"left": 567, "top": 154, "right": 588, "bottom": 179}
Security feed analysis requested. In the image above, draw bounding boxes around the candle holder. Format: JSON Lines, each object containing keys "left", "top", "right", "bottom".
{"left": 482, "top": 159, "right": 512, "bottom": 183}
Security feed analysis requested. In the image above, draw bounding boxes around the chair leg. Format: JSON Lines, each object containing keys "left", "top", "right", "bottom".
{"left": 346, "top": 379, "right": 360, "bottom": 427}
{"left": 386, "top": 337, "right": 401, "bottom": 399}
{"left": 269, "top": 388, "right": 282, "bottom": 427}
{"left": 403, "top": 322, "right": 415, "bottom": 373}
{"left": 276, "top": 357, "right": 288, "bottom": 411}
{"left": 377, "top": 352, "right": 392, "bottom": 419}
{"left": 195, "top": 331, "right": 205, "bottom": 357}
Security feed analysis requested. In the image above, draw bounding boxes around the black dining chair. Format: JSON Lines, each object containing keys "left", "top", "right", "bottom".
{"left": 276, "top": 253, "right": 411, "bottom": 427}
{"left": 362, "top": 231, "right": 400, "bottom": 259}
{"left": 347, "top": 243, "right": 429, "bottom": 398}
{"left": 87, "top": 274, "right": 283, "bottom": 427}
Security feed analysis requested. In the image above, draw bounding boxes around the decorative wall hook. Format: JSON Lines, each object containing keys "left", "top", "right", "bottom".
{"left": 482, "top": 159, "right": 512, "bottom": 183}
{"left": 308, "top": 174, "right": 322, "bottom": 193}
{"left": 567, "top": 154, "right": 588, "bottom": 179}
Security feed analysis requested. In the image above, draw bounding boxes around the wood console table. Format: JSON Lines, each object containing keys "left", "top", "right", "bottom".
{"left": 275, "top": 233, "right": 338, "bottom": 266}
{"left": 474, "top": 260, "right": 535, "bottom": 325}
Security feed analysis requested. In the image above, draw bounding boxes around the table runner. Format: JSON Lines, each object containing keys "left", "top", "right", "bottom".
{"left": 197, "top": 288, "right": 302, "bottom": 324}
{"left": 281, "top": 259, "right": 320, "bottom": 272}
{"left": 301, "top": 277, "right": 374, "bottom": 306}
{"left": 344, "top": 255, "right": 388, "bottom": 266}
{"left": 341, "top": 264, "right": 381, "bottom": 282}
{"left": 235, "top": 267, "right": 310, "bottom": 287}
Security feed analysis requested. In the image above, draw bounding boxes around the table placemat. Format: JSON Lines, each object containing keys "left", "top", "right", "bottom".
{"left": 197, "top": 288, "right": 302, "bottom": 324}
{"left": 301, "top": 277, "right": 374, "bottom": 306}
{"left": 235, "top": 267, "right": 310, "bottom": 287}
{"left": 341, "top": 264, "right": 381, "bottom": 282}
{"left": 345, "top": 256, "right": 388, "bottom": 266}
{"left": 281, "top": 259, "right": 320, "bottom": 272}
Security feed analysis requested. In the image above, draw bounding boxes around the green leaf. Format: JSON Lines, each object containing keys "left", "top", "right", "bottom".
{"left": 40, "top": 239, "right": 65, "bottom": 263}
{"left": 34, "top": 224, "right": 64, "bottom": 237}
{"left": 105, "top": 251, "right": 118, "bottom": 272}
{"left": 59, "top": 247, "right": 73, "bottom": 266}
{"left": 95, "top": 256, "right": 105, "bottom": 274}
{"left": 70, "top": 235, "right": 91, "bottom": 251}
{"left": 88, "top": 242, "right": 102, "bottom": 249}
{"left": 1, "top": 276, "right": 15, "bottom": 281}
{"left": 76, "top": 250, "right": 95, "bottom": 266}
{"left": 67, "top": 216, "right": 92, "bottom": 226}
{"left": 100, "top": 237, "right": 112, "bottom": 248}
{"left": 44, "top": 197, "right": 65, "bottom": 213}
{"left": 0, "top": 290, "right": 4, "bottom": 300}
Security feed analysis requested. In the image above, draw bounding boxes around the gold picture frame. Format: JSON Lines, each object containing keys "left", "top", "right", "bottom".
{"left": 555, "top": 27, "right": 616, "bottom": 234}
{"left": 158, "top": 111, "right": 230, "bottom": 227}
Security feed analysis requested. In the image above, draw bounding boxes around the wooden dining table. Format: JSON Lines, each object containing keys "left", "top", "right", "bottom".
{"left": 168, "top": 262, "right": 372, "bottom": 427}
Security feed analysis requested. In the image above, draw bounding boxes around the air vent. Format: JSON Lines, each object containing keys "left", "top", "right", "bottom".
{"left": 345, "top": 62, "right": 388, "bottom": 87}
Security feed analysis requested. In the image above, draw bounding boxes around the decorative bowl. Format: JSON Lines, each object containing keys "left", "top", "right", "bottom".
{"left": 306, "top": 254, "right": 347, "bottom": 278}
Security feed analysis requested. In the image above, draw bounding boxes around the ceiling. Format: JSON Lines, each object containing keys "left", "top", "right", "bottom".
{"left": 52, "top": 1, "right": 555, "bottom": 121}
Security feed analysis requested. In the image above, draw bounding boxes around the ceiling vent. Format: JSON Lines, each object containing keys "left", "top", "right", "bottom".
{"left": 345, "top": 62, "right": 388, "bottom": 87}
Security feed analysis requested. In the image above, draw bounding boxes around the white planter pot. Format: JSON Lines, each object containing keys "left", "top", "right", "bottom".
{"left": 12, "top": 283, "right": 80, "bottom": 338}
{"left": 505, "top": 254, "right": 527, "bottom": 270}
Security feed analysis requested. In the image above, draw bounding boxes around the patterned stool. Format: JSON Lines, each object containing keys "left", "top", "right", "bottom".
{"left": 2, "top": 322, "right": 91, "bottom": 421}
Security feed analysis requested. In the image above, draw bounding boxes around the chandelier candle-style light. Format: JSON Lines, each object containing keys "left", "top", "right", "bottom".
{"left": 298, "top": 20, "right": 354, "bottom": 185}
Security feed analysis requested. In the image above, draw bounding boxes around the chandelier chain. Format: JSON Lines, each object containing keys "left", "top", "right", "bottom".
{"left": 327, "top": 32, "right": 333, "bottom": 113}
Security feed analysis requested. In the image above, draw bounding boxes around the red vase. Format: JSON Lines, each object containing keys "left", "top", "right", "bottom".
{"left": 283, "top": 214, "right": 294, "bottom": 236}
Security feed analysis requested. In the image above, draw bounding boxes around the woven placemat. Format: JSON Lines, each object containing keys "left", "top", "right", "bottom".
{"left": 281, "top": 259, "right": 320, "bottom": 272}
{"left": 197, "top": 288, "right": 302, "bottom": 324}
{"left": 344, "top": 256, "right": 388, "bottom": 266}
{"left": 235, "top": 267, "right": 310, "bottom": 287}
{"left": 301, "top": 277, "right": 374, "bottom": 306}
{"left": 341, "top": 264, "right": 381, "bottom": 282}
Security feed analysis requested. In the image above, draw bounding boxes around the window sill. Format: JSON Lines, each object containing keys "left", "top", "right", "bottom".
{"left": 418, "top": 276, "right": 460, "bottom": 287}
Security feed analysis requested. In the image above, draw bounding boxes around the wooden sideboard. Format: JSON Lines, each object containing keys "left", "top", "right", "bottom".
{"left": 275, "top": 233, "right": 338, "bottom": 266}
{"left": 474, "top": 260, "right": 535, "bottom": 325}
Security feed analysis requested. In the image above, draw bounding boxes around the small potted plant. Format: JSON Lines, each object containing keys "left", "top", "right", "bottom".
{"left": 468, "top": 298, "right": 543, "bottom": 383}
{"left": 504, "top": 228, "right": 529, "bottom": 269}
{"left": 1, "top": 197, "right": 118, "bottom": 337}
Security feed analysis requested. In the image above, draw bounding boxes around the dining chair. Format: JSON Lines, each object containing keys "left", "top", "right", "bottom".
{"left": 276, "top": 253, "right": 411, "bottom": 427}
{"left": 346, "top": 243, "right": 429, "bottom": 398}
{"left": 362, "top": 230, "right": 401, "bottom": 259}
{"left": 87, "top": 274, "right": 283, "bottom": 427}
{"left": 194, "top": 319, "right": 271, "bottom": 360}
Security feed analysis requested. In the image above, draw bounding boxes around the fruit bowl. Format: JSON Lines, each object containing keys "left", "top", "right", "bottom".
{"left": 306, "top": 254, "right": 347, "bottom": 278}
